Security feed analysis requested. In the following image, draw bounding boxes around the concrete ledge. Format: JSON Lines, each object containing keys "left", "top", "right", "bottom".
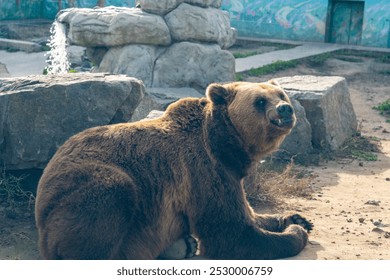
{"left": 0, "top": 38, "right": 42, "bottom": 53}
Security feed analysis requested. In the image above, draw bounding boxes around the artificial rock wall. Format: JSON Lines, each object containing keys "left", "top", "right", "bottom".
{"left": 58, "top": 0, "right": 237, "bottom": 90}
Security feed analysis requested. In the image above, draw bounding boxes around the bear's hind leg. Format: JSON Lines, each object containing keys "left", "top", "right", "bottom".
{"left": 37, "top": 163, "right": 138, "bottom": 259}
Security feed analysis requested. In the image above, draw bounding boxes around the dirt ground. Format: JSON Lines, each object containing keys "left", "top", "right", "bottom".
{"left": 241, "top": 48, "right": 390, "bottom": 260}
{"left": 0, "top": 42, "right": 389, "bottom": 260}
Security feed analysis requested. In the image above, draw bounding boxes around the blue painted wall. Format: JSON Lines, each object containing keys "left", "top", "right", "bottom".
{"left": 220, "top": 0, "right": 390, "bottom": 48}
{"left": 43, "top": 0, "right": 135, "bottom": 18}
{"left": 0, "top": 0, "right": 43, "bottom": 20}
{"left": 361, "top": 0, "right": 390, "bottom": 48}
{"left": 0, "top": 0, "right": 389, "bottom": 48}
{"left": 0, "top": 0, "right": 135, "bottom": 20}
{"left": 221, "top": 0, "right": 328, "bottom": 43}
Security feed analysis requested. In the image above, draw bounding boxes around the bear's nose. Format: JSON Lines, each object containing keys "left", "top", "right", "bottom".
{"left": 277, "top": 104, "right": 293, "bottom": 118}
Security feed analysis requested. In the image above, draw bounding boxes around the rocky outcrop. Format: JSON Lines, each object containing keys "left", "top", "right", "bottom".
{"left": 57, "top": 7, "right": 171, "bottom": 47}
{"left": 277, "top": 75, "right": 358, "bottom": 151}
{"left": 57, "top": 1, "right": 236, "bottom": 90}
{"left": 165, "top": 3, "right": 236, "bottom": 49}
{"left": 152, "top": 42, "right": 235, "bottom": 89}
{"left": 96, "top": 45, "right": 160, "bottom": 87}
{"left": 278, "top": 98, "right": 313, "bottom": 161}
{"left": 138, "top": 0, "right": 222, "bottom": 15}
{"left": 0, "top": 73, "right": 144, "bottom": 170}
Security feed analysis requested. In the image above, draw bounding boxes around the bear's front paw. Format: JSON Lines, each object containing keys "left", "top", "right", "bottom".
{"left": 280, "top": 213, "right": 313, "bottom": 233}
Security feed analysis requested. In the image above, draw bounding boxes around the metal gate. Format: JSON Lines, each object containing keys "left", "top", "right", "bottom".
{"left": 329, "top": 1, "right": 364, "bottom": 45}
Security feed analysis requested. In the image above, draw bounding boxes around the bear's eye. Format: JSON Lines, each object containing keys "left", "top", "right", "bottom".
{"left": 279, "top": 94, "right": 286, "bottom": 101}
{"left": 255, "top": 98, "right": 267, "bottom": 110}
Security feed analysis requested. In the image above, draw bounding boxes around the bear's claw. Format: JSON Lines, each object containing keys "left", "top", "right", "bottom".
{"left": 282, "top": 213, "right": 313, "bottom": 233}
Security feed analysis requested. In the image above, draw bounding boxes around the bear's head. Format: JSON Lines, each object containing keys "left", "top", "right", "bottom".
{"left": 206, "top": 80, "right": 296, "bottom": 160}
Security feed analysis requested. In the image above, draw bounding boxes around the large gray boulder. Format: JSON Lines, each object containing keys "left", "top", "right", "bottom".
{"left": 185, "top": 0, "right": 222, "bottom": 8}
{"left": 165, "top": 3, "right": 236, "bottom": 49}
{"left": 153, "top": 42, "right": 235, "bottom": 89}
{"left": 277, "top": 75, "right": 358, "bottom": 151}
{"left": 57, "top": 7, "right": 171, "bottom": 47}
{"left": 138, "top": 0, "right": 183, "bottom": 15}
{"left": 131, "top": 87, "right": 203, "bottom": 122}
{"left": 95, "top": 45, "right": 161, "bottom": 87}
{"left": 278, "top": 98, "right": 313, "bottom": 161}
{"left": 0, "top": 73, "right": 144, "bottom": 170}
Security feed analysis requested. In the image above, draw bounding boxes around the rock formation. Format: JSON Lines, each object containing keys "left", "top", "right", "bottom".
{"left": 0, "top": 73, "right": 144, "bottom": 170}
{"left": 57, "top": 0, "right": 236, "bottom": 90}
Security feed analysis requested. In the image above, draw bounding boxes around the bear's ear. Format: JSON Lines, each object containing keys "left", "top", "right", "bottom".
{"left": 268, "top": 79, "right": 281, "bottom": 87}
{"left": 206, "top": 83, "right": 230, "bottom": 105}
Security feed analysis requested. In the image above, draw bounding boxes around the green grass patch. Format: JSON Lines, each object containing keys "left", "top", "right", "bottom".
{"left": 302, "top": 52, "right": 332, "bottom": 66}
{"left": 373, "top": 99, "right": 390, "bottom": 122}
{"left": 233, "top": 51, "right": 261, "bottom": 59}
{"left": 246, "top": 60, "right": 299, "bottom": 76}
{"left": 351, "top": 150, "right": 378, "bottom": 161}
{"left": 378, "top": 70, "right": 390, "bottom": 75}
{"left": 333, "top": 49, "right": 390, "bottom": 63}
{"left": 336, "top": 135, "right": 381, "bottom": 162}
{"left": 236, "top": 73, "right": 245, "bottom": 81}
{"left": 376, "top": 54, "right": 390, "bottom": 64}
{"left": 334, "top": 56, "right": 364, "bottom": 63}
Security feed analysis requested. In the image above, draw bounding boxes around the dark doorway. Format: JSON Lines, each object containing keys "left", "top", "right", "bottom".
{"left": 328, "top": 1, "right": 364, "bottom": 45}
{"left": 388, "top": 20, "right": 390, "bottom": 48}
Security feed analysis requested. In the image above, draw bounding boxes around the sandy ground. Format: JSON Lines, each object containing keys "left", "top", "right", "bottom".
{"left": 246, "top": 53, "right": 390, "bottom": 260}
{"left": 0, "top": 46, "right": 389, "bottom": 260}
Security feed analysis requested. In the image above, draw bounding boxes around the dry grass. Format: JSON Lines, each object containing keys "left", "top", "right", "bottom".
{"left": 334, "top": 134, "right": 381, "bottom": 161}
{"left": 245, "top": 160, "right": 315, "bottom": 210}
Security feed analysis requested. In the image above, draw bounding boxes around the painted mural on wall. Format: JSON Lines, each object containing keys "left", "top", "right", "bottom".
{"left": 1, "top": 0, "right": 389, "bottom": 48}
{"left": 0, "top": 0, "right": 43, "bottom": 20}
{"left": 362, "top": 0, "right": 390, "bottom": 48}
{"left": 221, "top": 0, "right": 328, "bottom": 42}
{"left": 43, "top": 0, "right": 135, "bottom": 18}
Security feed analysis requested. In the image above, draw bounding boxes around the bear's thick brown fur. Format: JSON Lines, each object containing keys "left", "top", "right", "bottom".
{"left": 35, "top": 81, "right": 312, "bottom": 260}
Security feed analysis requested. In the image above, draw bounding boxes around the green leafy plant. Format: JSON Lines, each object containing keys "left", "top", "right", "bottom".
{"left": 233, "top": 51, "right": 261, "bottom": 59}
{"left": 303, "top": 52, "right": 332, "bottom": 66}
{"left": 373, "top": 99, "right": 390, "bottom": 122}
{"left": 336, "top": 135, "right": 381, "bottom": 161}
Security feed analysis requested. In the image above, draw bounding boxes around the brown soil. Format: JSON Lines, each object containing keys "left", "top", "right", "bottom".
{"left": 0, "top": 44, "right": 389, "bottom": 260}
{"left": 241, "top": 48, "right": 390, "bottom": 260}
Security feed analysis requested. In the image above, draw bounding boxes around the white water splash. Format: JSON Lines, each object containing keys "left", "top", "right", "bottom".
{"left": 45, "top": 21, "right": 70, "bottom": 75}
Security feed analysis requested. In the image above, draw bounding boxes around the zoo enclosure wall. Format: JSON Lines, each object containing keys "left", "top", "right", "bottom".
{"left": 0, "top": 0, "right": 389, "bottom": 49}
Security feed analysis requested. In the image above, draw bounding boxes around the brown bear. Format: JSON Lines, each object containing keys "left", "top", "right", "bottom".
{"left": 35, "top": 80, "right": 313, "bottom": 260}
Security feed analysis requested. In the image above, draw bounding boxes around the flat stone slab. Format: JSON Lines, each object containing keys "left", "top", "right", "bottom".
{"left": 0, "top": 38, "right": 42, "bottom": 53}
{"left": 277, "top": 75, "right": 358, "bottom": 151}
{"left": 58, "top": 7, "right": 171, "bottom": 47}
{"left": 0, "top": 73, "right": 144, "bottom": 170}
